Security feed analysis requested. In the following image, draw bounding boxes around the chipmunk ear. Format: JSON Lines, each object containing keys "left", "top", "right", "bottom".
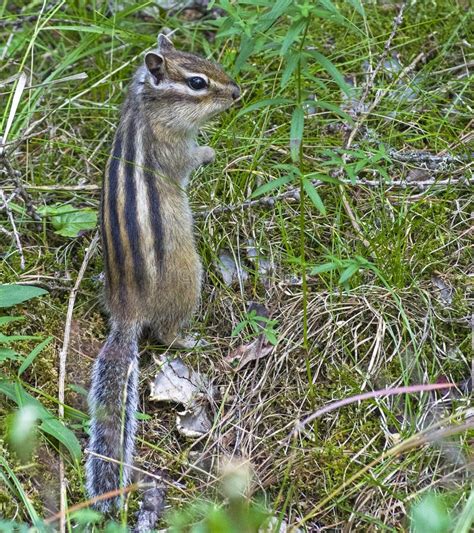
{"left": 145, "top": 52, "right": 165, "bottom": 85}
{"left": 157, "top": 33, "right": 175, "bottom": 53}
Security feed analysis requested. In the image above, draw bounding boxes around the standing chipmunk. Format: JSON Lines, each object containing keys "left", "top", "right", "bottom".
{"left": 86, "top": 33, "right": 239, "bottom": 510}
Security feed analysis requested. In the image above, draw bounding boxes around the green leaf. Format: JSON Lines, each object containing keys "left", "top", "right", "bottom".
{"left": 302, "top": 178, "right": 326, "bottom": 215}
{"left": 0, "top": 333, "right": 41, "bottom": 344}
{"left": 235, "top": 35, "right": 255, "bottom": 73}
{"left": 44, "top": 24, "right": 127, "bottom": 37}
{"left": 281, "top": 52, "right": 301, "bottom": 88}
{"left": 68, "top": 384, "right": 88, "bottom": 397}
{"left": 411, "top": 493, "right": 451, "bottom": 533}
{"left": 256, "top": 0, "right": 293, "bottom": 32}
{"left": 0, "top": 316, "right": 25, "bottom": 326}
{"left": 0, "top": 348, "right": 20, "bottom": 361}
{"left": 453, "top": 487, "right": 474, "bottom": 533}
{"left": 280, "top": 18, "right": 306, "bottom": 56}
{"left": 307, "top": 50, "right": 353, "bottom": 97}
{"left": 135, "top": 412, "right": 152, "bottom": 421}
{"left": 0, "top": 381, "right": 81, "bottom": 462}
{"left": 347, "top": 0, "right": 365, "bottom": 16}
{"left": 310, "top": 262, "right": 338, "bottom": 275}
{"left": 231, "top": 321, "right": 248, "bottom": 337}
{"left": 0, "top": 285, "right": 47, "bottom": 308}
{"left": 304, "top": 172, "right": 341, "bottom": 185}
{"left": 0, "top": 456, "right": 43, "bottom": 528}
{"left": 306, "top": 99, "right": 354, "bottom": 123}
{"left": 290, "top": 107, "right": 304, "bottom": 162}
{"left": 71, "top": 509, "right": 103, "bottom": 524}
{"left": 236, "top": 97, "right": 292, "bottom": 118}
{"left": 339, "top": 263, "right": 360, "bottom": 284}
{"left": 264, "top": 330, "right": 278, "bottom": 345}
{"left": 18, "top": 336, "right": 53, "bottom": 376}
{"left": 38, "top": 204, "right": 97, "bottom": 237}
{"left": 251, "top": 175, "right": 294, "bottom": 198}
{"left": 42, "top": 417, "right": 83, "bottom": 462}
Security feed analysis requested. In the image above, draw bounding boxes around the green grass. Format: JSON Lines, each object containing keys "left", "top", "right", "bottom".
{"left": 0, "top": 0, "right": 472, "bottom": 531}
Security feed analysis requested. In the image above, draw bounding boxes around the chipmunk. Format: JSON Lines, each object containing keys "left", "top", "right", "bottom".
{"left": 86, "top": 33, "right": 239, "bottom": 511}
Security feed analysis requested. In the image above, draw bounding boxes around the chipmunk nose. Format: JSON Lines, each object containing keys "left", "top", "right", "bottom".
{"left": 231, "top": 83, "right": 240, "bottom": 100}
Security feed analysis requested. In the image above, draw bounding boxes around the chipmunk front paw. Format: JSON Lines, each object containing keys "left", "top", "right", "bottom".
{"left": 198, "top": 146, "right": 215, "bottom": 166}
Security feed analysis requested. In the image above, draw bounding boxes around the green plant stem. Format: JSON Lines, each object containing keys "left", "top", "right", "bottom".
{"left": 296, "top": 18, "right": 314, "bottom": 406}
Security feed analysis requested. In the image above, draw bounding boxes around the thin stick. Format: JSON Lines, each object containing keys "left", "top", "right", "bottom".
{"left": 57, "top": 233, "right": 99, "bottom": 532}
{"left": 84, "top": 449, "right": 187, "bottom": 493}
{"left": 44, "top": 482, "right": 143, "bottom": 525}
{"left": 358, "top": 2, "right": 407, "bottom": 112}
{"left": 196, "top": 175, "right": 473, "bottom": 217}
{"left": 292, "top": 381, "right": 456, "bottom": 436}
{"left": 0, "top": 189, "right": 25, "bottom": 269}
{"left": 1, "top": 156, "right": 41, "bottom": 222}
{"left": 0, "top": 183, "right": 100, "bottom": 192}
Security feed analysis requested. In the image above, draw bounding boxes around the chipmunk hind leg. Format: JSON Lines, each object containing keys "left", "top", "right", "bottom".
{"left": 150, "top": 304, "right": 204, "bottom": 349}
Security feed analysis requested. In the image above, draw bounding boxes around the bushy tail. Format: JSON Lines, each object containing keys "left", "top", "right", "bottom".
{"left": 86, "top": 323, "right": 140, "bottom": 511}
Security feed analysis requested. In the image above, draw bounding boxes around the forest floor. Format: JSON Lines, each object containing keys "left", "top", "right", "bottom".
{"left": 0, "top": 1, "right": 472, "bottom": 531}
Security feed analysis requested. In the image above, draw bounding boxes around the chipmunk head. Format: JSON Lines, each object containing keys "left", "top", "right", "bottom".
{"left": 138, "top": 34, "right": 240, "bottom": 133}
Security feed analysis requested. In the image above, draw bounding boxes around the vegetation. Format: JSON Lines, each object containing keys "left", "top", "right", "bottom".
{"left": 0, "top": 0, "right": 472, "bottom": 531}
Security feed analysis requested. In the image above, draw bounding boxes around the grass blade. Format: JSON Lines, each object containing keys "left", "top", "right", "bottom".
{"left": 302, "top": 177, "right": 326, "bottom": 215}
{"left": 308, "top": 50, "right": 352, "bottom": 96}
{"left": 0, "top": 456, "right": 43, "bottom": 527}
{"left": 18, "top": 336, "right": 53, "bottom": 377}
{"left": 290, "top": 107, "right": 304, "bottom": 163}
{"left": 1, "top": 71, "right": 26, "bottom": 149}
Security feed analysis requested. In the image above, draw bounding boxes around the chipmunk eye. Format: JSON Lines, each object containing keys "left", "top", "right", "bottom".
{"left": 187, "top": 76, "right": 208, "bottom": 90}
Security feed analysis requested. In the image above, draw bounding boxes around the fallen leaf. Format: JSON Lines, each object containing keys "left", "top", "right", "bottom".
{"left": 246, "top": 239, "right": 273, "bottom": 279}
{"left": 150, "top": 357, "right": 209, "bottom": 407}
{"left": 177, "top": 404, "right": 212, "bottom": 438}
{"left": 217, "top": 250, "right": 248, "bottom": 286}
{"left": 225, "top": 336, "right": 274, "bottom": 371}
{"left": 150, "top": 357, "right": 214, "bottom": 440}
{"left": 431, "top": 275, "right": 453, "bottom": 306}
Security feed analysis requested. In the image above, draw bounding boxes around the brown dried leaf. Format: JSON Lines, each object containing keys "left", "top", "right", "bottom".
{"left": 225, "top": 335, "right": 273, "bottom": 371}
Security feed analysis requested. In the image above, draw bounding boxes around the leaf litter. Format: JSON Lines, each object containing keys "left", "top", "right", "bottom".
{"left": 150, "top": 356, "right": 213, "bottom": 438}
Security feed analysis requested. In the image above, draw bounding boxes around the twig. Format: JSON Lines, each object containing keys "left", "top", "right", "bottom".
{"left": 358, "top": 2, "right": 407, "bottom": 112}
{"left": 0, "top": 183, "right": 100, "bottom": 192}
{"left": 195, "top": 175, "right": 473, "bottom": 217}
{"left": 294, "top": 416, "right": 473, "bottom": 528}
{"left": 0, "top": 224, "right": 13, "bottom": 237}
{"left": 389, "top": 149, "right": 472, "bottom": 166}
{"left": 0, "top": 188, "right": 25, "bottom": 269}
{"left": 44, "top": 482, "right": 144, "bottom": 525}
{"left": 1, "top": 156, "right": 41, "bottom": 222}
{"left": 58, "top": 233, "right": 99, "bottom": 533}
{"left": 84, "top": 449, "right": 187, "bottom": 493}
{"left": 292, "top": 382, "right": 457, "bottom": 437}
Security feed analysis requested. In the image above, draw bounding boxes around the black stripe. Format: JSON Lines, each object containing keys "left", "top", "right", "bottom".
{"left": 107, "top": 130, "right": 126, "bottom": 287}
{"left": 123, "top": 118, "right": 145, "bottom": 290}
{"left": 99, "top": 186, "right": 110, "bottom": 282}
{"left": 143, "top": 147, "right": 164, "bottom": 273}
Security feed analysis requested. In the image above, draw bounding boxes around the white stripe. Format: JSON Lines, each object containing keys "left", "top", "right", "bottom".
{"left": 135, "top": 132, "right": 157, "bottom": 276}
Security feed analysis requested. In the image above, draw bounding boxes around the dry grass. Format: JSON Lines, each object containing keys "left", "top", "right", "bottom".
{"left": 0, "top": 1, "right": 472, "bottom": 531}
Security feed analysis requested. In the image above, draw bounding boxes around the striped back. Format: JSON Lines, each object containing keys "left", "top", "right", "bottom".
{"left": 101, "top": 105, "right": 164, "bottom": 307}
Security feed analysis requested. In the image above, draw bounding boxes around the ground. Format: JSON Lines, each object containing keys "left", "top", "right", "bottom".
{"left": 0, "top": 1, "right": 472, "bottom": 531}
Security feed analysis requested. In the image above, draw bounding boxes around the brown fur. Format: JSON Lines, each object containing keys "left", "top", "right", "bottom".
{"left": 87, "top": 34, "right": 239, "bottom": 510}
